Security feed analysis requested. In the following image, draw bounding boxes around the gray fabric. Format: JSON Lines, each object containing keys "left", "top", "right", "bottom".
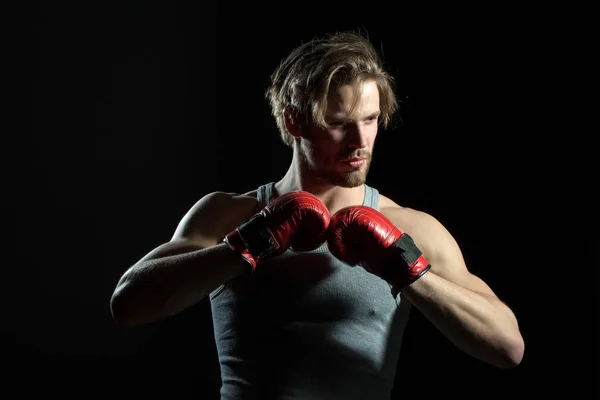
{"left": 210, "top": 183, "right": 411, "bottom": 399}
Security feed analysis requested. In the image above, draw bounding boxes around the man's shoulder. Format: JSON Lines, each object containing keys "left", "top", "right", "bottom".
{"left": 172, "top": 189, "right": 262, "bottom": 240}
{"left": 378, "top": 193, "right": 423, "bottom": 218}
{"left": 377, "top": 194, "right": 454, "bottom": 262}
{"left": 377, "top": 194, "right": 440, "bottom": 234}
{"left": 191, "top": 189, "right": 260, "bottom": 214}
{"left": 202, "top": 189, "right": 258, "bottom": 201}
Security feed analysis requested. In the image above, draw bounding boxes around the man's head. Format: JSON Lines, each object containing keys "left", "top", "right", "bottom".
{"left": 266, "top": 31, "right": 398, "bottom": 187}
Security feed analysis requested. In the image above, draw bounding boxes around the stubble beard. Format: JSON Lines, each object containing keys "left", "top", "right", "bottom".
{"left": 301, "top": 150, "right": 372, "bottom": 188}
{"left": 332, "top": 156, "right": 371, "bottom": 188}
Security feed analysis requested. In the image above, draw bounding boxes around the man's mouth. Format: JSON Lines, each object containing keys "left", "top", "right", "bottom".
{"left": 341, "top": 157, "right": 366, "bottom": 168}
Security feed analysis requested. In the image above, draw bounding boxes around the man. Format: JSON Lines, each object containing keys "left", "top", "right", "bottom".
{"left": 110, "top": 31, "right": 524, "bottom": 399}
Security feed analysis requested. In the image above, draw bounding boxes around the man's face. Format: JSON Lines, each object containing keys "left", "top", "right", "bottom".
{"left": 299, "top": 80, "right": 380, "bottom": 188}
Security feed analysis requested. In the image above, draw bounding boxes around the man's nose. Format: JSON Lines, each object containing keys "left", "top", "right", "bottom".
{"left": 346, "top": 123, "right": 369, "bottom": 149}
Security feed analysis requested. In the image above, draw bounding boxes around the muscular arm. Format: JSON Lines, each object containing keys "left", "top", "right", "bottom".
{"left": 395, "top": 211, "right": 525, "bottom": 368}
{"left": 110, "top": 242, "right": 248, "bottom": 328}
{"left": 110, "top": 192, "right": 257, "bottom": 328}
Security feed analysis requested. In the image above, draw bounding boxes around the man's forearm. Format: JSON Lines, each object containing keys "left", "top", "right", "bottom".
{"left": 110, "top": 243, "right": 249, "bottom": 327}
{"left": 401, "top": 272, "right": 524, "bottom": 368}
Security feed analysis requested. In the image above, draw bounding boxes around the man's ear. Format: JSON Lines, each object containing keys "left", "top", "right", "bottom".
{"left": 283, "top": 108, "right": 303, "bottom": 138}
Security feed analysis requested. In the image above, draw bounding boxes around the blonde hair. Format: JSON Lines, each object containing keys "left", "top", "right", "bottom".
{"left": 266, "top": 31, "right": 399, "bottom": 147}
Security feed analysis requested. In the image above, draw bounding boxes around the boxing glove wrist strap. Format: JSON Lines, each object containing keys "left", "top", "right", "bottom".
{"left": 379, "top": 233, "right": 431, "bottom": 296}
{"left": 223, "top": 214, "right": 279, "bottom": 269}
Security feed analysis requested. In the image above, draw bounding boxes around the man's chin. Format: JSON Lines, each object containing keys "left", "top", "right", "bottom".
{"left": 329, "top": 170, "right": 368, "bottom": 188}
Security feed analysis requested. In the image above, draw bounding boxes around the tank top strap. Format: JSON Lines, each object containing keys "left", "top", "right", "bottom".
{"left": 362, "top": 184, "right": 380, "bottom": 210}
{"left": 256, "top": 182, "right": 274, "bottom": 207}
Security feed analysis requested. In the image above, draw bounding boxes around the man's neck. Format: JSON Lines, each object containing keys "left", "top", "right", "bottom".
{"left": 274, "top": 160, "right": 366, "bottom": 214}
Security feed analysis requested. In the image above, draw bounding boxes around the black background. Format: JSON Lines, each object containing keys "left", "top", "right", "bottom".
{"left": 14, "top": 1, "right": 595, "bottom": 398}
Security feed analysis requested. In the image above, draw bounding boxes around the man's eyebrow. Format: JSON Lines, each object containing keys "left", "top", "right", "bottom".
{"left": 326, "top": 111, "right": 381, "bottom": 121}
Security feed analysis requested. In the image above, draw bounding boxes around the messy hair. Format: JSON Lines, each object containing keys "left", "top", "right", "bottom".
{"left": 266, "top": 31, "right": 399, "bottom": 148}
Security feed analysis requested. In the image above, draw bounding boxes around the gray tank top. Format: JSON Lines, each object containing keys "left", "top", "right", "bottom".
{"left": 210, "top": 183, "right": 411, "bottom": 400}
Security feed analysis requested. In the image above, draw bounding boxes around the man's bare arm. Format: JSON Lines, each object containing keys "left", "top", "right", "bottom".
{"left": 391, "top": 209, "right": 525, "bottom": 368}
{"left": 109, "top": 192, "right": 258, "bottom": 328}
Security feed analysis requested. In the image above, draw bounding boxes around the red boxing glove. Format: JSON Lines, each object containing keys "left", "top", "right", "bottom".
{"left": 327, "top": 205, "right": 431, "bottom": 294}
{"left": 224, "top": 191, "right": 330, "bottom": 269}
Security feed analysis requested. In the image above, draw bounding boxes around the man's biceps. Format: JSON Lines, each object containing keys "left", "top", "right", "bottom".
{"left": 170, "top": 233, "right": 218, "bottom": 250}
{"left": 141, "top": 237, "right": 209, "bottom": 261}
{"left": 428, "top": 253, "right": 493, "bottom": 294}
